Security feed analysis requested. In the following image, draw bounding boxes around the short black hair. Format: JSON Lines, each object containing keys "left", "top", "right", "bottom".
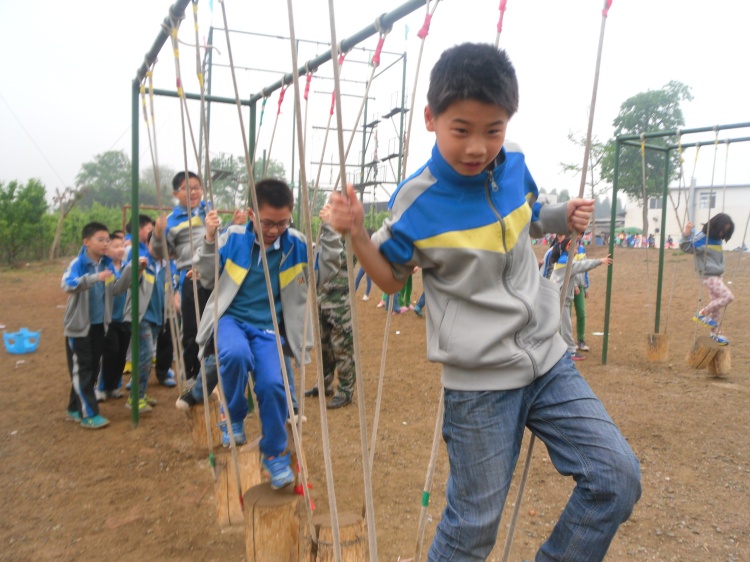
{"left": 256, "top": 178, "right": 294, "bottom": 210}
{"left": 110, "top": 230, "right": 125, "bottom": 240}
{"left": 703, "top": 212, "right": 735, "bottom": 242}
{"left": 427, "top": 43, "right": 519, "bottom": 118}
{"left": 172, "top": 170, "right": 201, "bottom": 191}
{"left": 138, "top": 214, "right": 154, "bottom": 228}
{"left": 82, "top": 222, "right": 109, "bottom": 240}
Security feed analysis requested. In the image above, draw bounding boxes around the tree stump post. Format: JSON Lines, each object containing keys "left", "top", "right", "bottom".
{"left": 313, "top": 512, "right": 366, "bottom": 562}
{"left": 243, "top": 484, "right": 301, "bottom": 562}
{"left": 186, "top": 393, "right": 223, "bottom": 451}
{"left": 215, "top": 437, "right": 264, "bottom": 527}
{"left": 686, "top": 336, "right": 721, "bottom": 369}
{"left": 645, "top": 333, "right": 668, "bottom": 363}
{"left": 707, "top": 347, "right": 731, "bottom": 377}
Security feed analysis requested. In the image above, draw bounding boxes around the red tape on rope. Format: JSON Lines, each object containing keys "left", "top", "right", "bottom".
{"left": 372, "top": 36, "right": 386, "bottom": 67}
{"left": 304, "top": 72, "right": 312, "bottom": 101}
{"left": 497, "top": 0, "right": 507, "bottom": 33}
{"left": 277, "top": 85, "right": 287, "bottom": 115}
{"left": 603, "top": 0, "right": 613, "bottom": 17}
{"left": 417, "top": 14, "right": 432, "bottom": 39}
{"left": 330, "top": 53, "right": 346, "bottom": 114}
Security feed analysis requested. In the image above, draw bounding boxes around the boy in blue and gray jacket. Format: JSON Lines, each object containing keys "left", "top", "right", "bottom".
{"left": 194, "top": 179, "right": 341, "bottom": 490}
{"left": 62, "top": 222, "right": 132, "bottom": 429}
{"left": 123, "top": 238, "right": 171, "bottom": 413}
{"left": 330, "top": 43, "right": 640, "bottom": 561}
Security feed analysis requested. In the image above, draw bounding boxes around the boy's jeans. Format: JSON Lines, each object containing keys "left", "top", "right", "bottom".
{"left": 191, "top": 352, "right": 297, "bottom": 412}
{"left": 428, "top": 354, "right": 641, "bottom": 562}
{"left": 216, "top": 316, "right": 288, "bottom": 458}
{"left": 137, "top": 320, "right": 161, "bottom": 398}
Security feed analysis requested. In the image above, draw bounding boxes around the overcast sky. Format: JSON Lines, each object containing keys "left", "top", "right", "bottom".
{"left": 1, "top": 0, "right": 749, "bottom": 205}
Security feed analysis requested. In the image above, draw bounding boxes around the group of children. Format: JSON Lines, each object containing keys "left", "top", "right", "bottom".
{"left": 61, "top": 39, "right": 741, "bottom": 559}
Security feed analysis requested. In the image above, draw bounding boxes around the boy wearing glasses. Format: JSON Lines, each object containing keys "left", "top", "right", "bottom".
{"left": 151, "top": 171, "right": 211, "bottom": 383}
{"left": 329, "top": 43, "right": 640, "bottom": 560}
{"left": 62, "top": 222, "right": 133, "bottom": 429}
{"left": 194, "top": 179, "right": 341, "bottom": 489}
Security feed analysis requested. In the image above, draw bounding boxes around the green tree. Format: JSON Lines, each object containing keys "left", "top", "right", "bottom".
{"left": 208, "top": 153, "right": 287, "bottom": 210}
{"left": 561, "top": 132, "right": 608, "bottom": 237}
{"left": 601, "top": 81, "right": 693, "bottom": 237}
{"left": 75, "top": 150, "right": 132, "bottom": 208}
{"left": 0, "top": 179, "right": 49, "bottom": 266}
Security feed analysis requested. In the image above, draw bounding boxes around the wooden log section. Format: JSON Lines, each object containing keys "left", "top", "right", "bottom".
{"left": 244, "top": 484, "right": 301, "bottom": 562}
{"left": 645, "top": 333, "right": 669, "bottom": 363}
{"left": 186, "top": 392, "right": 223, "bottom": 451}
{"left": 215, "top": 437, "right": 264, "bottom": 527}
{"left": 314, "top": 512, "right": 366, "bottom": 562}
{"left": 707, "top": 347, "right": 731, "bottom": 377}
{"left": 686, "top": 336, "right": 721, "bottom": 370}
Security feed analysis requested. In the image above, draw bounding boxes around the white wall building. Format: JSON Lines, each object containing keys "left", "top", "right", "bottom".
{"left": 623, "top": 182, "right": 750, "bottom": 251}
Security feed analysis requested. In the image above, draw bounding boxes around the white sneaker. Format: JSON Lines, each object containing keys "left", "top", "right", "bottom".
{"left": 95, "top": 389, "right": 107, "bottom": 402}
{"left": 362, "top": 295, "right": 370, "bottom": 301}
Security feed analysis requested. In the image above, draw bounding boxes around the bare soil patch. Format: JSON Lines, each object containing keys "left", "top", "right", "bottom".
{"left": 1, "top": 247, "right": 748, "bottom": 561}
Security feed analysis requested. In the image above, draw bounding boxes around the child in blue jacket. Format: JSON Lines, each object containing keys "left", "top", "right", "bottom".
{"left": 194, "top": 179, "right": 341, "bottom": 489}
{"left": 62, "top": 222, "right": 132, "bottom": 428}
{"left": 329, "top": 43, "right": 640, "bottom": 561}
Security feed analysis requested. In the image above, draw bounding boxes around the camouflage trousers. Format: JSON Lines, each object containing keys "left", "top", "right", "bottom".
{"left": 319, "top": 301, "right": 355, "bottom": 396}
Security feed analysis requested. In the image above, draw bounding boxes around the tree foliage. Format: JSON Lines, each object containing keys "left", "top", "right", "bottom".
{"left": 75, "top": 150, "right": 167, "bottom": 208}
{"left": 0, "top": 180, "right": 49, "bottom": 266}
{"left": 601, "top": 81, "right": 693, "bottom": 236}
{"left": 208, "top": 152, "right": 287, "bottom": 210}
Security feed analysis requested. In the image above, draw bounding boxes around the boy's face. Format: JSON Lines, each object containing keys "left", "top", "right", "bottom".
{"left": 138, "top": 222, "right": 154, "bottom": 244}
{"left": 174, "top": 176, "right": 203, "bottom": 209}
{"left": 252, "top": 204, "right": 292, "bottom": 247}
{"left": 425, "top": 99, "right": 509, "bottom": 177}
{"left": 107, "top": 237, "right": 125, "bottom": 261}
{"left": 84, "top": 230, "right": 110, "bottom": 261}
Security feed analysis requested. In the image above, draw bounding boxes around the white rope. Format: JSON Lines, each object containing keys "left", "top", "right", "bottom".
{"left": 504, "top": 1, "right": 613, "bottom": 558}
{"left": 217, "top": 0, "right": 317, "bottom": 535}
{"left": 325, "top": 0, "right": 377, "bottom": 559}
{"left": 413, "top": 388, "right": 444, "bottom": 562}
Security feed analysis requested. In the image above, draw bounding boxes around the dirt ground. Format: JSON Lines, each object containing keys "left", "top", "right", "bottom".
{"left": 1, "top": 245, "right": 748, "bottom": 562}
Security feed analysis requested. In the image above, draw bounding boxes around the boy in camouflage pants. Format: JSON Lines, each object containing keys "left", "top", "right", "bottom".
{"left": 305, "top": 213, "right": 355, "bottom": 409}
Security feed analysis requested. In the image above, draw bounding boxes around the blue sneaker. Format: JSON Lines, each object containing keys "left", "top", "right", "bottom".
{"left": 66, "top": 410, "right": 81, "bottom": 423}
{"left": 413, "top": 305, "right": 424, "bottom": 318}
{"left": 712, "top": 334, "right": 729, "bottom": 346}
{"left": 80, "top": 414, "right": 110, "bottom": 429}
{"left": 219, "top": 420, "right": 247, "bottom": 448}
{"left": 693, "top": 313, "right": 718, "bottom": 328}
{"left": 262, "top": 453, "right": 294, "bottom": 490}
{"left": 160, "top": 369, "right": 177, "bottom": 387}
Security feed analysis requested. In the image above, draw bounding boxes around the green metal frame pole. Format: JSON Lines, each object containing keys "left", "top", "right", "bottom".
{"left": 130, "top": 80, "right": 141, "bottom": 427}
{"left": 602, "top": 140, "right": 621, "bottom": 364}
{"left": 654, "top": 149, "right": 671, "bottom": 333}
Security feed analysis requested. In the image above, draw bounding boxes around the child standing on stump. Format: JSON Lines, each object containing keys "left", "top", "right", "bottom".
{"left": 680, "top": 213, "right": 735, "bottom": 345}
{"left": 62, "top": 223, "right": 133, "bottom": 428}
{"left": 329, "top": 43, "right": 640, "bottom": 561}
{"left": 194, "top": 179, "right": 341, "bottom": 490}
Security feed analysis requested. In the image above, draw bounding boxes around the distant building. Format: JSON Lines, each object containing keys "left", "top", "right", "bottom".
{"left": 623, "top": 181, "right": 750, "bottom": 251}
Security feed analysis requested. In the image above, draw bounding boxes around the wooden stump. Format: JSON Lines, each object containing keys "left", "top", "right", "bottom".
{"left": 186, "top": 393, "right": 222, "bottom": 451}
{"left": 314, "top": 512, "right": 366, "bottom": 562}
{"left": 686, "top": 336, "right": 721, "bottom": 369}
{"left": 645, "top": 333, "right": 669, "bottom": 363}
{"left": 707, "top": 347, "right": 731, "bottom": 377}
{"left": 215, "top": 437, "right": 264, "bottom": 527}
{"left": 244, "top": 484, "right": 301, "bottom": 562}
